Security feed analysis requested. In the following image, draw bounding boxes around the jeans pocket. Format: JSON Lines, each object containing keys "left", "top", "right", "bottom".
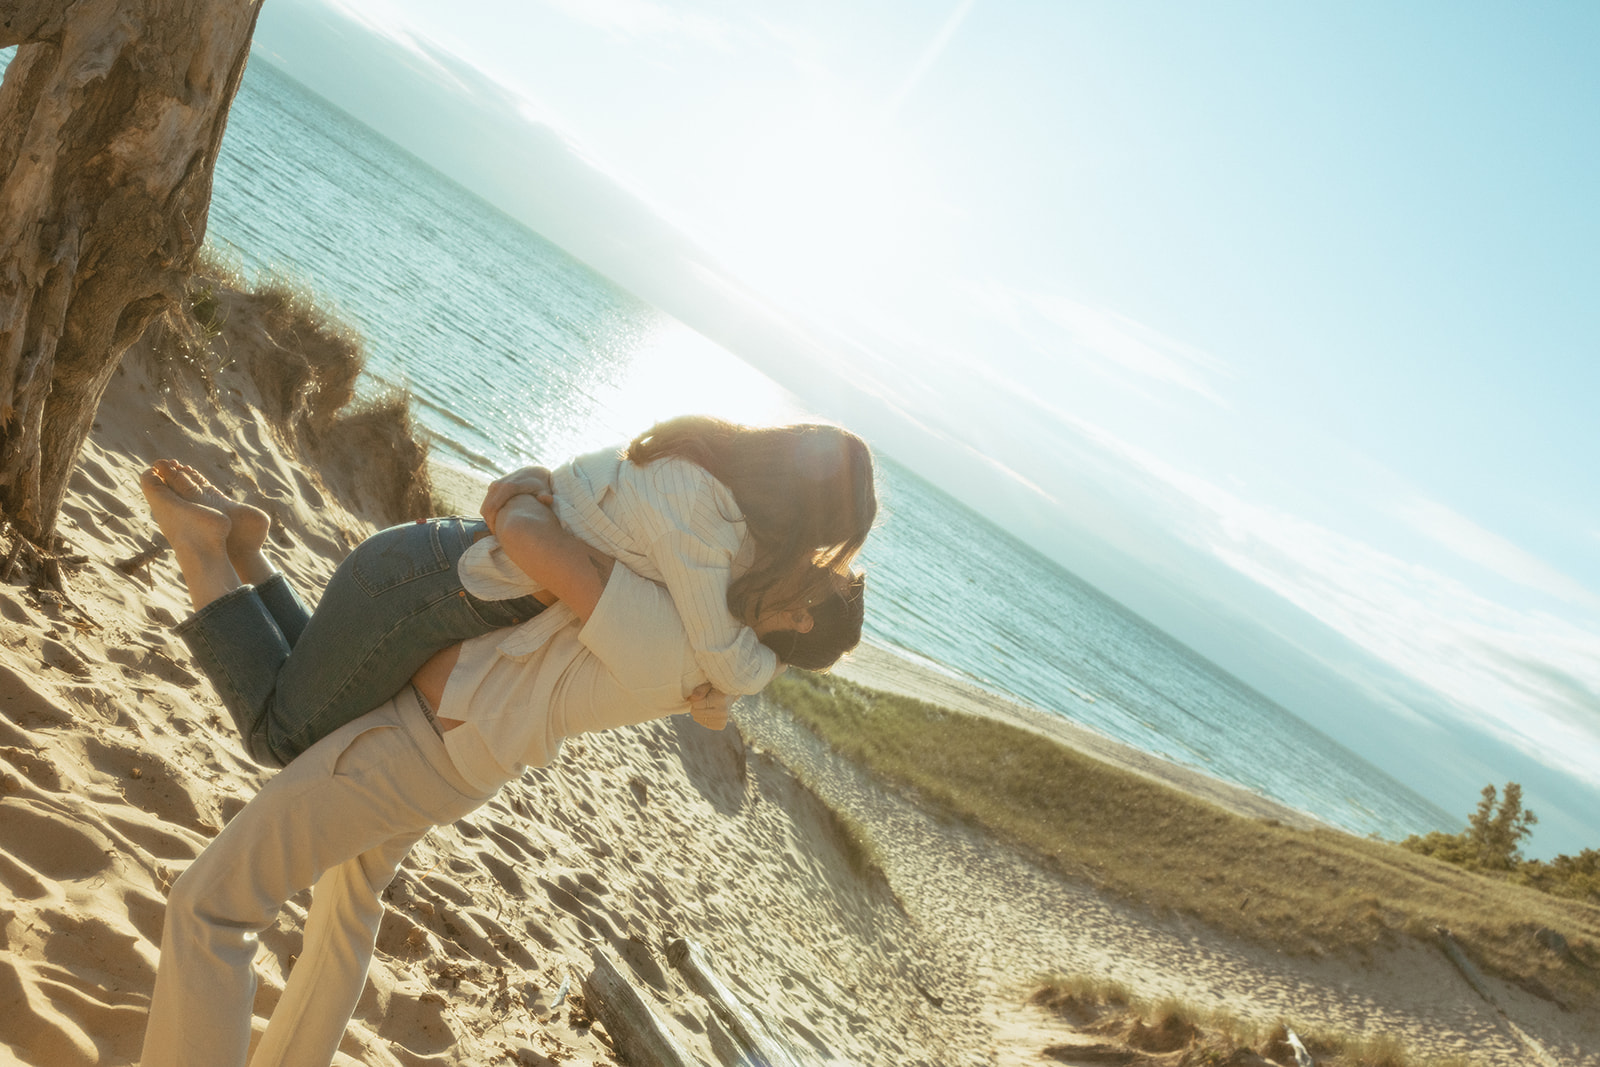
{"left": 351, "top": 520, "right": 453, "bottom": 597}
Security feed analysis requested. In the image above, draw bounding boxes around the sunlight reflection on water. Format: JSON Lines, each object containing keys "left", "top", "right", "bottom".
{"left": 537, "top": 320, "right": 808, "bottom": 462}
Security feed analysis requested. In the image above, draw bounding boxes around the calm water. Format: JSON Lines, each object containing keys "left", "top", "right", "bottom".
{"left": 198, "top": 57, "right": 1451, "bottom": 840}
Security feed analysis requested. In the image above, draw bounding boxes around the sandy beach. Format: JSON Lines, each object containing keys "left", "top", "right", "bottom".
{"left": 1, "top": 306, "right": 1597, "bottom": 1066}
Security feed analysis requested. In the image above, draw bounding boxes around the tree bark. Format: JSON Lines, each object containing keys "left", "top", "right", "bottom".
{"left": 0, "top": 0, "right": 262, "bottom": 543}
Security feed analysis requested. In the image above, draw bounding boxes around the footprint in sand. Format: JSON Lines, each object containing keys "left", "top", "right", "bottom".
{"left": 82, "top": 738, "right": 207, "bottom": 832}
{"left": 0, "top": 803, "right": 116, "bottom": 884}
{"left": 0, "top": 664, "right": 79, "bottom": 731}
{"left": 1, "top": 745, "right": 63, "bottom": 792}
{"left": 375, "top": 984, "right": 457, "bottom": 1056}
{"left": 103, "top": 812, "right": 206, "bottom": 863}
{"left": 476, "top": 852, "right": 527, "bottom": 897}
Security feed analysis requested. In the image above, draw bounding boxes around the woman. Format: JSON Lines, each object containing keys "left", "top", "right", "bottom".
{"left": 137, "top": 462, "right": 865, "bottom": 1067}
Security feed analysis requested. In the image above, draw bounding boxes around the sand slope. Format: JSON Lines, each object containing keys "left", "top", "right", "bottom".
{"left": 2, "top": 321, "right": 1597, "bottom": 1066}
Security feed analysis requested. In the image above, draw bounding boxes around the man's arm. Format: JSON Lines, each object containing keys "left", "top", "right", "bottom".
{"left": 494, "top": 494, "right": 614, "bottom": 622}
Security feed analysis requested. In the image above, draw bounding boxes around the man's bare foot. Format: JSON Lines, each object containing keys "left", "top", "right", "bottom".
{"left": 152, "top": 460, "right": 272, "bottom": 576}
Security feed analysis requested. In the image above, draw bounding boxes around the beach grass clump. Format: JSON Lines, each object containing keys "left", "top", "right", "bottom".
{"left": 310, "top": 387, "right": 434, "bottom": 523}
{"left": 767, "top": 671, "right": 1600, "bottom": 1006}
{"left": 1029, "top": 974, "right": 1470, "bottom": 1067}
{"left": 245, "top": 270, "right": 368, "bottom": 434}
{"left": 147, "top": 246, "right": 249, "bottom": 391}
{"left": 142, "top": 246, "right": 436, "bottom": 525}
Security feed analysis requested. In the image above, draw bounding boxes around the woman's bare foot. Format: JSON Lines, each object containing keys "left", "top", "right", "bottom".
{"left": 140, "top": 466, "right": 242, "bottom": 611}
{"left": 152, "top": 460, "right": 274, "bottom": 584}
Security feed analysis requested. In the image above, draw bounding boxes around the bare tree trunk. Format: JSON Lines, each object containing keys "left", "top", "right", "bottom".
{"left": 0, "top": 0, "right": 262, "bottom": 544}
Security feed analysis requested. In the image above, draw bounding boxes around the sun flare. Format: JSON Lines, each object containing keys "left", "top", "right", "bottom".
{"left": 711, "top": 113, "right": 931, "bottom": 319}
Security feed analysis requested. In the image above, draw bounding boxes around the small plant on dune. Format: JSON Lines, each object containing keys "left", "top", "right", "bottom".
{"left": 248, "top": 271, "right": 367, "bottom": 434}
{"left": 138, "top": 244, "right": 437, "bottom": 526}
{"left": 1028, "top": 975, "right": 1470, "bottom": 1067}
{"left": 148, "top": 263, "right": 238, "bottom": 392}
{"left": 315, "top": 389, "right": 436, "bottom": 523}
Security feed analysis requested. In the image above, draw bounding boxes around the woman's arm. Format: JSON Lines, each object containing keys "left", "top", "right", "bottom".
{"left": 480, "top": 465, "right": 553, "bottom": 533}
{"left": 413, "top": 494, "right": 613, "bottom": 716}
{"left": 493, "top": 493, "right": 614, "bottom": 622}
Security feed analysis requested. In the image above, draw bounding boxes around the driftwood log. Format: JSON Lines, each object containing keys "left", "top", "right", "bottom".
{"left": 666, "top": 937, "right": 805, "bottom": 1067}
{"left": 582, "top": 947, "right": 706, "bottom": 1067}
{"left": 1435, "top": 927, "right": 1562, "bottom": 1067}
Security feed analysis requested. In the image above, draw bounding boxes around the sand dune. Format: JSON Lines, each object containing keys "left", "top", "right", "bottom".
{"left": 1, "top": 318, "right": 1596, "bottom": 1066}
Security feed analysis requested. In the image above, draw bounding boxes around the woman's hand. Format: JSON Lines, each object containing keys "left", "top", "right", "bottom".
{"left": 481, "top": 465, "right": 553, "bottom": 533}
{"left": 687, "top": 683, "right": 733, "bottom": 731}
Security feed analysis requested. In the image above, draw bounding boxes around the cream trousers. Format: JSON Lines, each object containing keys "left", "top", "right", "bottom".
{"left": 140, "top": 690, "right": 491, "bottom": 1067}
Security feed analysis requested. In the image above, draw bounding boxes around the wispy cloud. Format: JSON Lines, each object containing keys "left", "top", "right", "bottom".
{"left": 1054, "top": 426, "right": 1600, "bottom": 786}
{"left": 883, "top": 0, "right": 979, "bottom": 122}
{"left": 318, "top": 0, "right": 472, "bottom": 89}
{"left": 921, "top": 353, "right": 1600, "bottom": 785}
{"left": 974, "top": 285, "right": 1231, "bottom": 406}
{"left": 1399, "top": 497, "right": 1600, "bottom": 611}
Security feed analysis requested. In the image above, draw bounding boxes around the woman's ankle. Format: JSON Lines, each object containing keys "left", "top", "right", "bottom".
{"left": 232, "top": 550, "right": 277, "bottom": 587}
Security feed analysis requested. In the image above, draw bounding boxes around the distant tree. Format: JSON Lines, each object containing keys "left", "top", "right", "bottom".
{"left": 1519, "top": 849, "right": 1600, "bottom": 905}
{"left": 1403, "top": 782, "right": 1537, "bottom": 872}
{"left": 0, "top": 0, "right": 263, "bottom": 547}
{"left": 1466, "top": 782, "right": 1537, "bottom": 870}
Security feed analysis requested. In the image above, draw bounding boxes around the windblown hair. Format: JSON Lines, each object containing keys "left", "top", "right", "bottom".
{"left": 759, "top": 570, "right": 866, "bottom": 672}
{"left": 627, "top": 415, "right": 876, "bottom": 624}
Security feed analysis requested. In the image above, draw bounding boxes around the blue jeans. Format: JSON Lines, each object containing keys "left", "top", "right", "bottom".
{"left": 174, "top": 517, "right": 544, "bottom": 767}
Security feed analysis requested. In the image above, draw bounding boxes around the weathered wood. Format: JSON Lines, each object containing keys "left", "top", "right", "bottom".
{"left": 113, "top": 539, "right": 166, "bottom": 575}
{"left": 0, "top": 0, "right": 262, "bottom": 543}
{"left": 666, "top": 937, "right": 805, "bottom": 1067}
{"left": 582, "top": 946, "right": 705, "bottom": 1067}
{"left": 1436, "top": 927, "right": 1563, "bottom": 1067}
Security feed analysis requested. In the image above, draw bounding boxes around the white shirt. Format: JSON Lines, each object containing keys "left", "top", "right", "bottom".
{"left": 459, "top": 448, "right": 779, "bottom": 696}
{"left": 439, "top": 557, "right": 705, "bottom": 794}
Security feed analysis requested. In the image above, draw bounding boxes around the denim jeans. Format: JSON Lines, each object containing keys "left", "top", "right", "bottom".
{"left": 174, "top": 517, "right": 544, "bottom": 766}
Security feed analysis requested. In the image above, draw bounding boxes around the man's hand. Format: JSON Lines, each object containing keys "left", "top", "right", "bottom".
{"left": 687, "top": 683, "right": 733, "bottom": 731}
{"left": 482, "top": 465, "right": 553, "bottom": 533}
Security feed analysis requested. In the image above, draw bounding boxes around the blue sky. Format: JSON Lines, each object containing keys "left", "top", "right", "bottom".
{"left": 248, "top": 0, "right": 1600, "bottom": 855}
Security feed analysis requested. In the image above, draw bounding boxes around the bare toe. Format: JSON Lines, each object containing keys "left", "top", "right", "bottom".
{"left": 142, "top": 467, "right": 231, "bottom": 551}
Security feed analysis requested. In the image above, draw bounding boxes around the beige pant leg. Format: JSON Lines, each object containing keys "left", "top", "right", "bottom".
{"left": 140, "top": 695, "right": 487, "bottom": 1067}
{"left": 247, "top": 830, "right": 426, "bottom": 1067}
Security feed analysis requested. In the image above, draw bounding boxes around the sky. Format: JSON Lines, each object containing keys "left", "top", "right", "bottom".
{"left": 245, "top": 0, "right": 1600, "bottom": 856}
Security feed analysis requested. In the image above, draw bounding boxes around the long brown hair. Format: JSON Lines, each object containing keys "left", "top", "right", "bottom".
{"left": 627, "top": 415, "right": 876, "bottom": 623}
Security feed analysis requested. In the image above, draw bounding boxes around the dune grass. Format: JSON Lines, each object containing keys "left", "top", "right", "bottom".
{"left": 1029, "top": 973, "right": 1470, "bottom": 1067}
{"left": 767, "top": 671, "right": 1600, "bottom": 1007}
{"left": 150, "top": 248, "right": 438, "bottom": 524}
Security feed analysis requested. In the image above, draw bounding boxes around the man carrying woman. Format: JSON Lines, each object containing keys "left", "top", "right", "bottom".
{"left": 136, "top": 417, "right": 875, "bottom": 1067}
